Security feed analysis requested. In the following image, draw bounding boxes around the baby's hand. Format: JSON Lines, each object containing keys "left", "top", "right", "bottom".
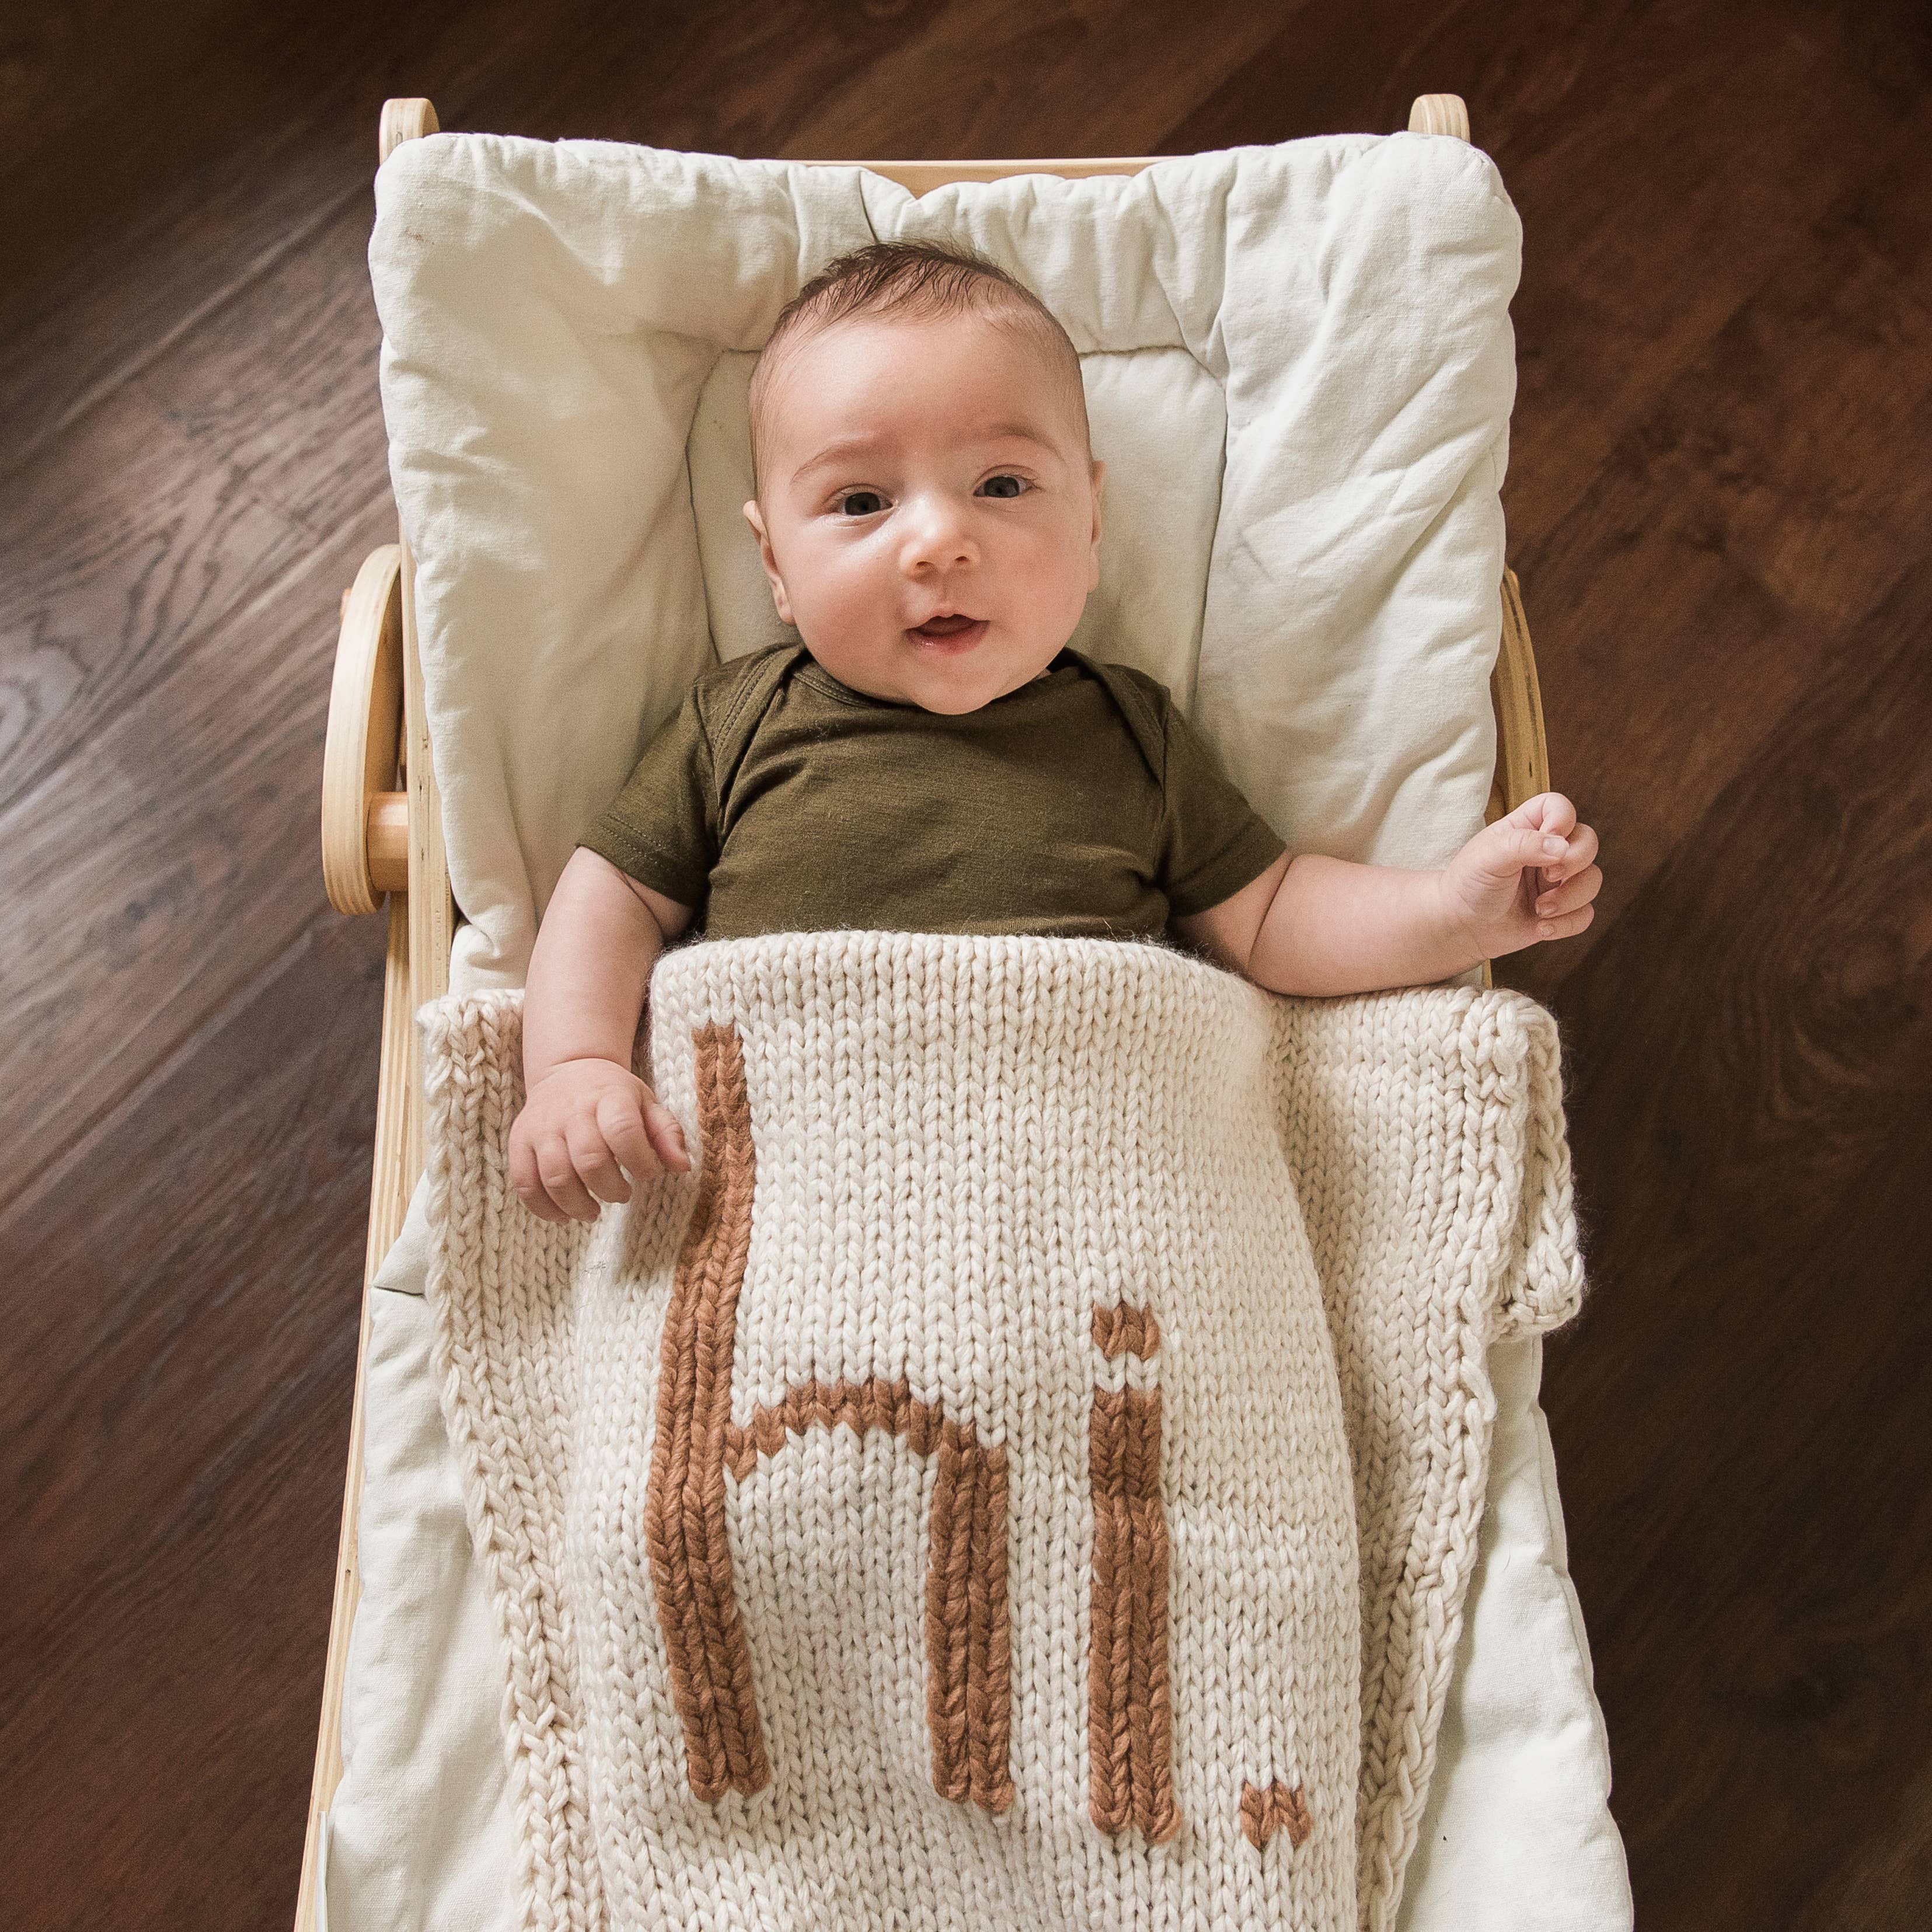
{"left": 508, "top": 1056, "right": 691, "bottom": 1225}
{"left": 1439, "top": 791, "right": 1602, "bottom": 962}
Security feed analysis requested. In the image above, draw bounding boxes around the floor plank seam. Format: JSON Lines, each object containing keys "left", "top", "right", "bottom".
{"left": 0, "top": 900, "right": 381, "bottom": 1226}
{"left": 3, "top": 176, "right": 372, "bottom": 490}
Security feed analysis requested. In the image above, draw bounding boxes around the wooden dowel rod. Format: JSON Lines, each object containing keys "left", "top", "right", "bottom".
{"left": 366, "top": 793, "right": 409, "bottom": 897}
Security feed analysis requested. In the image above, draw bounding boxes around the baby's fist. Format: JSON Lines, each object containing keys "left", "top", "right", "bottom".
{"left": 1441, "top": 791, "right": 1602, "bottom": 962}
{"left": 508, "top": 1056, "right": 691, "bottom": 1226}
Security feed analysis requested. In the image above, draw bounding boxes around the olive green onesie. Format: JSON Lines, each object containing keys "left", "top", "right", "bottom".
{"left": 578, "top": 641, "right": 1286, "bottom": 944}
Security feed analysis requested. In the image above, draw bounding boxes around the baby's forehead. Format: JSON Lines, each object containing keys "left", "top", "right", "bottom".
{"left": 755, "top": 302, "right": 1087, "bottom": 458}
{"left": 776, "top": 301, "right": 1063, "bottom": 388}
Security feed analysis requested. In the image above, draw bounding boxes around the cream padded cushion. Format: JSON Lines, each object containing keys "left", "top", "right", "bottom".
{"left": 369, "top": 130, "right": 1520, "bottom": 993}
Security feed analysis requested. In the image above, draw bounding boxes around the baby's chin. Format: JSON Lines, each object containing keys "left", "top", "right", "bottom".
{"left": 805, "top": 625, "right": 1059, "bottom": 712}
{"left": 896, "top": 639, "right": 1061, "bottom": 713}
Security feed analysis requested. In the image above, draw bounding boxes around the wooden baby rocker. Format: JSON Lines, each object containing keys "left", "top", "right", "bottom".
{"left": 301, "top": 89, "right": 1549, "bottom": 1932}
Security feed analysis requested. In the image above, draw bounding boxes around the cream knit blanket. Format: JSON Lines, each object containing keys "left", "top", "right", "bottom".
{"left": 421, "top": 932, "right": 1583, "bottom": 1932}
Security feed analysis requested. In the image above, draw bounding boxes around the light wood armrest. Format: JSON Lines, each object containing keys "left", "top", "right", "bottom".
{"left": 1408, "top": 93, "right": 1471, "bottom": 140}
{"left": 322, "top": 546, "right": 404, "bottom": 915}
{"left": 379, "top": 96, "right": 439, "bottom": 164}
{"left": 1488, "top": 567, "right": 1551, "bottom": 821}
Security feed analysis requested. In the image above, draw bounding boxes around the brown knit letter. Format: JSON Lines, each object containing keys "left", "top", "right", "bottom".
{"left": 647, "top": 1022, "right": 1013, "bottom": 1814}
{"left": 644, "top": 1022, "right": 770, "bottom": 1801}
{"left": 1089, "top": 1302, "right": 1180, "bottom": 1843}
{"left": 1240, "top": 1779, "right": 1314, "bottom": 1851}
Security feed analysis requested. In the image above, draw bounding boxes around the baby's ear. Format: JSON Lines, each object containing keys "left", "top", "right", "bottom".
{"left": 742, "top": 497, "right": 773, "bottom": 562}
{"left": 742, "top": 498, "right": 794, "bottom": 625}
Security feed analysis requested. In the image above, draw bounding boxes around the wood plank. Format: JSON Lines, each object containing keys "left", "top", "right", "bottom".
{"left": 0, "top": 0, "right": 975, "bottom": 473}
{"left": 0, "top": 436, "right": 391, "bottom": 1204}
{"left": 772, "top": 0, "right": 1304, "bottom": 158}
{"left": 1537, "top": 560, "right": 1932, "bottom": 1924}
{"left": 1491, "top": 91, "right": 1932, "bottom": 1001}
{"left": 151, "top": 199, "right": 394, "bottom": 535}
{"left": 0, "top": 0, "right": 541, "bottom": 468}
{"left": 0, "top": 383, "right": 313, "bottom": 811}
{"left": 0, "top": 912, "right": 381, "bottom": 1930}
{"left": 1163, "top": 4, "right": 1932, "bottom": 559}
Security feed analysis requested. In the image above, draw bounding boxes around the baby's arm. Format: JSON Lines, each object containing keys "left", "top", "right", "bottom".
{"left": 510, "top": 847, "right": 697, "bottom": 1224}
{"left": 1174, "top": 792, "right": 1602, "bottom": 996}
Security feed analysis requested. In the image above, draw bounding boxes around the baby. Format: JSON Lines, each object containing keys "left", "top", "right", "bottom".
{"left": 510, "top": 242, "right": 1602, "bottom": 1225}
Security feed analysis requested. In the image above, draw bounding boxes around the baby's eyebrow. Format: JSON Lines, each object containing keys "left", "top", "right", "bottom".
{"left": 975, "top": 421, "right": 1058, "bottom": 449}
{"left": 791, "top": 422, "right": 1059, "bottom": 484}
{"left": 791, "top": 434, "right": 880, "bottom": 484}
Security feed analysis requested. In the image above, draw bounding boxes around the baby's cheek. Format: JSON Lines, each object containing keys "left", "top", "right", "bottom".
{"left": 808, "top": 547, "right": 892, "bottom": 630}
{"left": 1021, "top": 530, "right": 1097, "bottom": 631}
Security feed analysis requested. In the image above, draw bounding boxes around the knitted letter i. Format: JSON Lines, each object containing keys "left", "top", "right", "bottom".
{"left": 1088, "top": 1301, "right": 1181, "bottom": 1843}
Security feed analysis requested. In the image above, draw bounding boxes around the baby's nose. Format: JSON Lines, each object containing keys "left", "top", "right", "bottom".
{"left": 898, "top": 496, "right": 978, "bottom": 574}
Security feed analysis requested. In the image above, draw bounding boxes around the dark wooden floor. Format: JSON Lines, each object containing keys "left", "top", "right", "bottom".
{"left": 4, "top": 3, "right": 1928, "bottom": 1926}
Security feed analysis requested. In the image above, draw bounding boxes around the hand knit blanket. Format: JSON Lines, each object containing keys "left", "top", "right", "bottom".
{"left": 420, "top": 932, "right": 1584, "bottom": 1932}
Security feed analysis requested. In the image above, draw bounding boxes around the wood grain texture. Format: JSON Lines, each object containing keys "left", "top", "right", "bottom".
{"left": 1542, "top": 562, "right": 1932, "bottom": 1927}
{"left": 3, "top": 4, "right": 1928, "bottom": 1928}
{"left": 0, "top": 916, "right": 381, "bottom": 1931}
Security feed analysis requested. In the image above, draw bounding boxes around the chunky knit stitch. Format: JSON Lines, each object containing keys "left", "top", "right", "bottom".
{"left": 421, "top": 932, "right": 1582, "bottom": 1932}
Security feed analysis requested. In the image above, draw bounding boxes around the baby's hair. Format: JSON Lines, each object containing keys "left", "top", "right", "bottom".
{"left": 748, "top": 239, "right": 1090, "bottom": 492}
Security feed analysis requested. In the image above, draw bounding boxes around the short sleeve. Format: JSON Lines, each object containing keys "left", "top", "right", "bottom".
{"left": 577, "top": 682, "right": 718, "bottom": 908}
{"left": 1156, "top": 693, "right": 1289, "bottom": 918}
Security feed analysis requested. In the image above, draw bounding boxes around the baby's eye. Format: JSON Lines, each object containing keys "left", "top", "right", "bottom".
{"left": 978, "top": 474, "right": 1028, "bottom": 500}
{"left": 838, "top": 490, "right": 885, "bottom": 517}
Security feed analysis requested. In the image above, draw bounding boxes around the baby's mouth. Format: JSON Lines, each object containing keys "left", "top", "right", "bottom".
{"left": 911, "top": 613, "right": 982, "bottom": 640}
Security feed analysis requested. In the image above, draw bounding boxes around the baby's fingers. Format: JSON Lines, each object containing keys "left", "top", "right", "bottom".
{"left": 1482, "top": 818, "right": 1571, "bottom": 882}
{"left": 1532, "top": 902, "right": 1596, "bottom": 942}
{"left": 643, "top": 1095, "right": 692, "bottom": 1173}
{"left": 1502, "top": 790, "right": 1576, "bottom": 845}
{"left": 1544, "top": 819, "right": 1600, "bottom": 885}
{"left": 598, "top": 1090, "right": 665, "bottom": 1185}
{"left": 510, "top": 1125, "right": 571, "bottom": 1225}
{"left": 1535, "top": 863, "right": 1602, "bottom": 920}
{"left": 536, "top": 1132, "right": 602, "bottom": 1222}
{"left": 567, "top": 1117, "right": 633, "bottom": 1208}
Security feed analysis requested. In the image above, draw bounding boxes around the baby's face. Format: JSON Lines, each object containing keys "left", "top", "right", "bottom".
{"left": 743, "top": 308, "right": 1104, "bottom": 715}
